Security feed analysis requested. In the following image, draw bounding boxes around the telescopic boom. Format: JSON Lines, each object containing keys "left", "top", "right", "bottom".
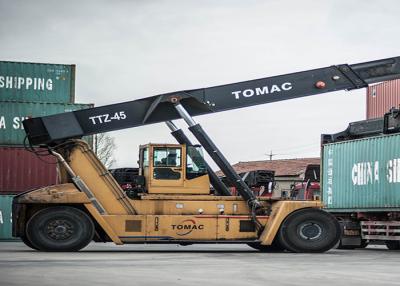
{"left": 23, "top": 57, "right": 400, "bottom": 146}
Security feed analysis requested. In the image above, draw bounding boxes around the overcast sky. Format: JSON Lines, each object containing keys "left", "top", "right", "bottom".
{"left": 1, "top": 0, "right": 399, "bottom": 169}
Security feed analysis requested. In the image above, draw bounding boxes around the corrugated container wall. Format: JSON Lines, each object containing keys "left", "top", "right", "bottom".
{"left": 0, "top": 195, "right": 17, "bottom": 240}
{"left": 0, "top": 61, "right": 75, "bottom": 103}
{"left": 0, "top": 147, "right": 58, "bottom": 194}
{"left": 0, "top": 102, "right": 93, "bottom": 145}
{"left": 366, "top": 79, "right": 400, "bottom": 119}
{"left": 323, "top": 133, "right": 400, "bottom": 212}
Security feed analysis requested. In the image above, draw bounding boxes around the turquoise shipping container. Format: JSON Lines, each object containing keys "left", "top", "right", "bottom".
{"left": 0, "top": 61, "right": 75, "bottom": 103}
{"left": 323, "top": 133, "right": 400, "bottom": 212}
{"left": 0, "top": 101, "right": 93, "bottom": 145}
{"left": 0, "top": 195, "right": 17, "bottom": 240}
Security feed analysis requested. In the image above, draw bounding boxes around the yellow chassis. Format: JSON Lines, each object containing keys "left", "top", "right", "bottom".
{"left": 15, "top": 183, "right": 321, "bottom": 246}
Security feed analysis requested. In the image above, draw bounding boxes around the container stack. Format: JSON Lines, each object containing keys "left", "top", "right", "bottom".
{"left": 366, "top": 79, "right": 400, "bottom": 119}
{"left": 0, "top": 61, "right": 93, "bottom": 240}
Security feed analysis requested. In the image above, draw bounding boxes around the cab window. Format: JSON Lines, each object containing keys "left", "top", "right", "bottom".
{"left": 186, "top": 146, "right": 208, "bottom": 179}
{"left": 153, "top": 147, "right": 182, "bottom": 180}
{"left": 153, "top": 147, "right": 181, "bottom": 167}
{"left": 143, "top": 148, "right": 149, "bottom": 167}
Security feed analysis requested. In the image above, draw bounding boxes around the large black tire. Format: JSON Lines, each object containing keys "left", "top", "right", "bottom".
{"left": 358, "top": 240, "right": 369, "bottom": 249}
{"left": 278, "top": 208, "right": 341, "bottom": 253}
{"left": 385, "top": 240, "right": 400, "bottom": 250}
{"left": 26, "top": 206, "right": 94, "bottom": 252}
{"left": 247, "top": 239, "right": 286, "bottom": 252}
{"left": 21, "top": 235, "right": 39, "bottom": 250}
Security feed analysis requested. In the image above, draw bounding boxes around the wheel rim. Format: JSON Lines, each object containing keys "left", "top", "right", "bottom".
{"left": 45, "top": 219, "right": 75, "bottom": 241}
{"left": 298, "top": 222, "right": 323, "bottom": 240}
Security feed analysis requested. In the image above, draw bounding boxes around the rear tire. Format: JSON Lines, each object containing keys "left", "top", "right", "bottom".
{"left": 278, "top": 208, "right": 341, "bottom": 253}
{"left": 26, "top": 206, "right": 94, "bottom": 252}
{"left": 385, "top": 240, "right": 400, "bottom": 250}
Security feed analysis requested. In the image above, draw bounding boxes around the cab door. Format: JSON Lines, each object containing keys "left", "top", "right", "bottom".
{"left": 149, "top": 146, "right": 184, "bottom": 191}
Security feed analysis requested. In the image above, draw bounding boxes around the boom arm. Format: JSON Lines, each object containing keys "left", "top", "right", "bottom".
{"left": 24, "top": 57, "right": 400, "bottom": 145}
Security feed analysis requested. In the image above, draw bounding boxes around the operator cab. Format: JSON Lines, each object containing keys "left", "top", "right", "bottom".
{"left": 137, "top": 143, "right": 211, "bottom": 195}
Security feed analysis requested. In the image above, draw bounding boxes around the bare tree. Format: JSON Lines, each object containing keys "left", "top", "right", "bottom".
{"left": 93, "top": 133, "right": 116, "bottom": 169}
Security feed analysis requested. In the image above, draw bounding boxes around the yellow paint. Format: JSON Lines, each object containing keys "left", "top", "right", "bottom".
{"left": 84, "top": 204, "right": 123, "bottom": 245}
{"left": 141, "top": 144, "right": 211, "bottom": 194}
{"left": 18, "top": 184, "right": 90, "bottom": 204}
{"left": 66, "top": 141, "right": 136, "bottom": 215}
{"left": 259, "top": 200, "right": 322, "bottom": 245}
{"left": 16, "top": 140, "right": 325, "bottom": 246}
{"left": 145, "top": 215, "right": 218, "bottom": 240}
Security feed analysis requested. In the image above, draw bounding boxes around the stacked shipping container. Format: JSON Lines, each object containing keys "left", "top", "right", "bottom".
{"left": 323, "top": 133, "right": 400, "bottom": 211}
{"left": 0, "top": 61, "right": 93, "bottom": 239}
{"left": 367, "top": 79, "right": 400, "bottom": 119}
{"left": 0, "top": 101, "right": 93, "bottom": 145}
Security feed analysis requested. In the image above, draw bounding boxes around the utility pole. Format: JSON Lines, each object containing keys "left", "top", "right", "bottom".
{"left": 268, "top": 150, "right": 276, "bottom": 161}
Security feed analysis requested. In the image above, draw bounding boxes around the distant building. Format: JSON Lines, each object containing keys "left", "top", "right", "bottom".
{"left": 217, "top": 158, "right": 320, "bottom": 197}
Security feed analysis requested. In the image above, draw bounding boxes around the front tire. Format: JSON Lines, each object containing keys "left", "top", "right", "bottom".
{"left": 21, "top": 235, "right": 39, "bottom": 250}
{"left": 385, "top": 240, "right": 400, "bottom": 250}
{"left": 26, "top": 206, "right": 94, "bottom": 252}
{"left": 278, "top": 208, "right": 341, "bottom": 253}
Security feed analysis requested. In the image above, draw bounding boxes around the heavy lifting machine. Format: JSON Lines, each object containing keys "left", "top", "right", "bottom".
{"left": 13, "top": 56, "right": 400, "bottom": 252}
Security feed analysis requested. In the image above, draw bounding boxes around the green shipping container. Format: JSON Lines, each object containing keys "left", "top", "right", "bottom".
{"left": 0, "top": 195, "right": 17, "bottom": 240}
{"left": 0, "top": 101, "right": 93, "bottom": 145}
{"left": 0, "top": 61, "right": 75, "bottom": 103}
{"left": 323, "top": 133, "right": 400, "bottom": 212}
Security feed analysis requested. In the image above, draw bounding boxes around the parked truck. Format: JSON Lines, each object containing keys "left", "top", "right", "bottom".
{"left": 288, "top": 114, "right": 400, "bottom": 249}
{"left": 12, "top": 57, "right": 400, "bottom": 252}
{"left": 321, "top": 111, "right": 400, "bottom": 249}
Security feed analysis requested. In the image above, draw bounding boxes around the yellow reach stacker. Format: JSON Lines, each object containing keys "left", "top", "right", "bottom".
{"left": 13, "top": 57, "right": 400, "bottom": 252}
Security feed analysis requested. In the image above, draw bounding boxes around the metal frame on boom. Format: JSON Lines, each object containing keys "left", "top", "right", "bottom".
{"left": 165, "top": 120, "right": 231, "bottom": 196}
{"left": 173, "top": 102, "right": 262, "bottom": 212}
